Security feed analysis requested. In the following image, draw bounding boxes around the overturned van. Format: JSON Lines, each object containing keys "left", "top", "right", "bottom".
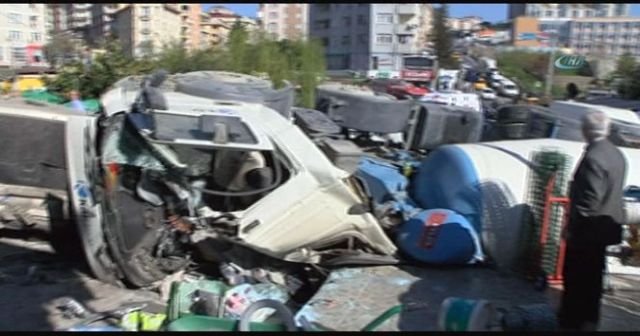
{"left": 72, "top": 71, "right": 399, "bottom": 287}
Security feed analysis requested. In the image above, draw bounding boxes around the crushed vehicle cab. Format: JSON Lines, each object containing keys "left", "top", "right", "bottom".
{"left": 84, "top": 71, "right": 398, "bottom": 287}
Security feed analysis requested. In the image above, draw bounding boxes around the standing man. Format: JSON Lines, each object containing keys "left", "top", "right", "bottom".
{"left": 557, "top": 111, "right": 627, "bottom": 331}
{"left": 69, "top": 90, "right": 86, "bottom": 112}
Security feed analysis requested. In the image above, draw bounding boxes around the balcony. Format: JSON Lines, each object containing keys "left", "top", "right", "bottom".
{"left": 396, "top": 4, "right": 419, "bottom": 15}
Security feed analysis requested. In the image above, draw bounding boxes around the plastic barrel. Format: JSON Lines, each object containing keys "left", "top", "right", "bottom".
{"left": 396, "top": 209, "right": 484, "bottom": 265}
{"left": 438, "top": 297, "right": 494, "bottom": 331}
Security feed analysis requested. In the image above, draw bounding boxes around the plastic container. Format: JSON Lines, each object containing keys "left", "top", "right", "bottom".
{"left": 395, "top": 209, "right": 484, "bottom": 265}
{"left": 167, "top": 279, "right": 228, "bottom": 321}
{"left": 165, "top": 314, "right": 287, "bottom": 332}
{"left": 438, "top": 297, "right": 494, "bottom": 331}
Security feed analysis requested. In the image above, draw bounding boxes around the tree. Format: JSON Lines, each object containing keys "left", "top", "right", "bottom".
{"left": 43, "top": 30, "right": 79, "bottom": 69}
{"left": 296, "top": 38, "right": 326, "bottom": 108}
{"left": 431, "top": 5, "right": 457, "bottom": 69}
{"left": 615, "top": 52, "right": 636, "bottom": 78}
{"left": 226, "top": 20, "right": 251, "bottom": 73}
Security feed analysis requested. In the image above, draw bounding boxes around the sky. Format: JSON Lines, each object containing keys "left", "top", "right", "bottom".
{"left": 203, "top": 3, "right": 640, "bottom": 23}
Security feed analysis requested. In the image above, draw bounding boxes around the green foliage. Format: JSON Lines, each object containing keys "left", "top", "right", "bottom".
{"left": 44, "top": 24, "right": 327, "bottom": 108}
{"left": 616, "top": 52, "right": 636, "bottom": 77}
{"left": 614, "top": 53, "right": 640, "bottom": 99}
{"left": 497, "top": 51, "right": 593, "bottom": 96}
{"left": 431, "top": 5, "right": 457, "bottom": 69}
{"left": 43, "top": 30, "right": 79, "bottom": 69}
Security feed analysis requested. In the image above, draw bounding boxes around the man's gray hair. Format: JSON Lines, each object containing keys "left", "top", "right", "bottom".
{"left": 582, "top": 110, "right": 610, "bottom": 141}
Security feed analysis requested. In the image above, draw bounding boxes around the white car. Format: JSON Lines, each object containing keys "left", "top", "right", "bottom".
{"left": 499, "top": 82, "right": 520, "bottom": 97}
{"left": 479, "top": 88, "right": 497, "bottom": 100}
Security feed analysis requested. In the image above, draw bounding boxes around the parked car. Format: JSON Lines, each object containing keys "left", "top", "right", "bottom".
{"left": 474, "top": 78, "right": 488, "bottom": 91}
{"left": 367, "top": 78, "right": 429, "bottom": 100}
{"left": 479, "top": 88, "right": 497, "bottom": 100}
{"left": 499, "top": 82, "right": 520, "bottom": 97}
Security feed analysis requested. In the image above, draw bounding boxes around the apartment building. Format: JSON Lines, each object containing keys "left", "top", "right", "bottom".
{"left": 46, "top": 4, "right": 68, "bottom": 33}
{"left": 309, "top": 3, "right": 432, "bottom": 71}
{"left": 568, "top": 17, "right": 640, "bottom": 59}
{"left": 88, "top": 4, "right": 126, "bottom": 46}
{"left": 509, "top": 4, "right": 630, "bottom": 20}
{"left": 112, "top": 4, "right": 182, "bottom": 58}
{"left": 0, "top": 4, "right": 48, "bottom": 68}
{"left": 179, "top": 4, "right": 202, "bottom": 51}
{"left": 258, "top": 4, "right": 309, "bottom": 40}
{"left": 448, "top": 16, "right": 482, "bottom": 32}
{"left": 203, "top": 6, "right": 258, "bottom": 46}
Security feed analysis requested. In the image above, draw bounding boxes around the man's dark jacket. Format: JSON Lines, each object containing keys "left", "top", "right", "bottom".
{"left": 568, "top": 138, "right": 627, "bottom": 246}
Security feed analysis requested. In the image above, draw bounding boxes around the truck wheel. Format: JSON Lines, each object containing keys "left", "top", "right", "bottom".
{"left": 496, "top": 106, "right": 531, "bottom": 124}
{"left": 46, "top": 193, "right": 83, "bottom": 259}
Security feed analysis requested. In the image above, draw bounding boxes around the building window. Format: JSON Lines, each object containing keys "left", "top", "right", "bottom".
{"left": 585, "top": 10, "right": 593, "bottom": 17}
{"left": 29, "top": 15, "right": 38, "bottom": 29}
{"left": 30, "top": 32, "right": 42, "bottom": 42}
{"left": 624, "top": 22, "right": 631, "bottom": 29}
{"left": 8, "top": 31, "right": 22, "bottom": 41}
{"left": 376, "top": 33, "right": 392, "bottom": 44}
{"left": 267, "top": 23, "right": 277, "bottom": 32}
{"left": 341, "top": 35, "right": 351, "bottom": 46}
{"left": 545, "top": 11, "right": 552, "bottom": 17}
{"left": 343, "top": 16, "right": 351, "bottom": 27}
{"left": 358, "top": 34, "right": 367, "bottom": 44}
{"left": 398, "top": 35, "right": 410, "bottom": 44}
{"left": 11, "top": 47, "right": 26, "bottom": 63}
{"left": 0, "top": 47, "right": 3, "bottom": 62}
{"left": 372, "top": 56, "right": 378, "bottom": 70}
{"left": 8, "top": 13, "right": 22, "bottom": 24}
{"left": 376, "top": 13, "right": 393, "bottom": 24}
{"left": 269, "top": 11, "right": 277, "bottom": 19}
{"left": 181, "top": 5, "right": 188, "bottom": 11}
{"left": 141, "top": 6, "right": 150, "bottom": 16}
{"left": 357, "top": 15, "right": 366, "bottom": 25}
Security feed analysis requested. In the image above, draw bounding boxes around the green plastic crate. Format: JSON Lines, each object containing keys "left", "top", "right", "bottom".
{"left": 167, "top": 279, "right": 229, "bottom": 321}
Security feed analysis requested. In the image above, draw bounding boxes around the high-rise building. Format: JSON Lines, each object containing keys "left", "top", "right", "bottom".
{"left": 46, "top": 4, "right": 68, "bottom": 34}
{"left": 568, "top": 17, "right": 640, "bottom": 59}
{"left": 448, "top": 16, "right": 482, "bottom": 32}
{"left": 508, "top": 4, "right": 630, "bottom": 20}
{"left": 111, "top": 4, "right": 182, "bottom": 58}
{"left": 309, "top": 3, "right": 432, "bottom": 71}
{"left": 0, "top": 4, "right": 48, "bottom": 68}
{"left": 201, "top": 6, "right": 258, "bottom": 46}
{"left": 178, "top": 4, "right": 202, "bottom": 51}
{"left": 89, "top": 4, "right": 125, "bottom": 46}
{"left": 258, "top": 4, "right": 309, "bottom": 40}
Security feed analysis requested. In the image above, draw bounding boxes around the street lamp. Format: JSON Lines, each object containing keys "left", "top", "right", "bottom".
{"left": 543, "top": 29, "right": 558, "bottom": 99}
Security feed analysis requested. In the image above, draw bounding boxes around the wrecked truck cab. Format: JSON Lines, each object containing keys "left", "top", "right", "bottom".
{"left": 94, "top": 72, "right": 398, "bottom": 287}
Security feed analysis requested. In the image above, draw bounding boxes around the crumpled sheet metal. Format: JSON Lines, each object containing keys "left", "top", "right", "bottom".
{"left": 101, "top": 119, "right": 167, "bottom": 172}
{"left": 294, "top": 266, "right": 551, "bottom": 332}
{"left": 294, "top": 267, "right": 418, "bottom": 331}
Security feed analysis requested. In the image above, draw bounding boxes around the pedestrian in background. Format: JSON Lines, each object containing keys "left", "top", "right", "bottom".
{"left": 557, "top": 110, "right": 627, "bottom": 331}
{"left": 69, "top": 90, "right": 86, "bottom": 112}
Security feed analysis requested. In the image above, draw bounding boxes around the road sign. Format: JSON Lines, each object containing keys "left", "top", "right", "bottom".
{"left": 554, "top": 55, "right": 586, "bottom": 70}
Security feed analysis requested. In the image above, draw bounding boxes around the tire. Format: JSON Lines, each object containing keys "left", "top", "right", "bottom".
{"left": 496, "top": 105, "right": 532, "bottom": 124}
{"left": 496, "top": 123, "right": 528, "bottom": 140}
{"left": 46, "top": 193, "right": 83, "bottom": 260}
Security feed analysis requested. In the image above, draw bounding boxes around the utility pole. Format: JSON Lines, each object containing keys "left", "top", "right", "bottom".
{"left": 543, "top": 30, "right": 557, "bottom": 99}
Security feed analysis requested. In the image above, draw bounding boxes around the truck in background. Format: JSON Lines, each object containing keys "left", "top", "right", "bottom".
{"left": 366, "top": 53, "right": 438, "bottom": 89}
